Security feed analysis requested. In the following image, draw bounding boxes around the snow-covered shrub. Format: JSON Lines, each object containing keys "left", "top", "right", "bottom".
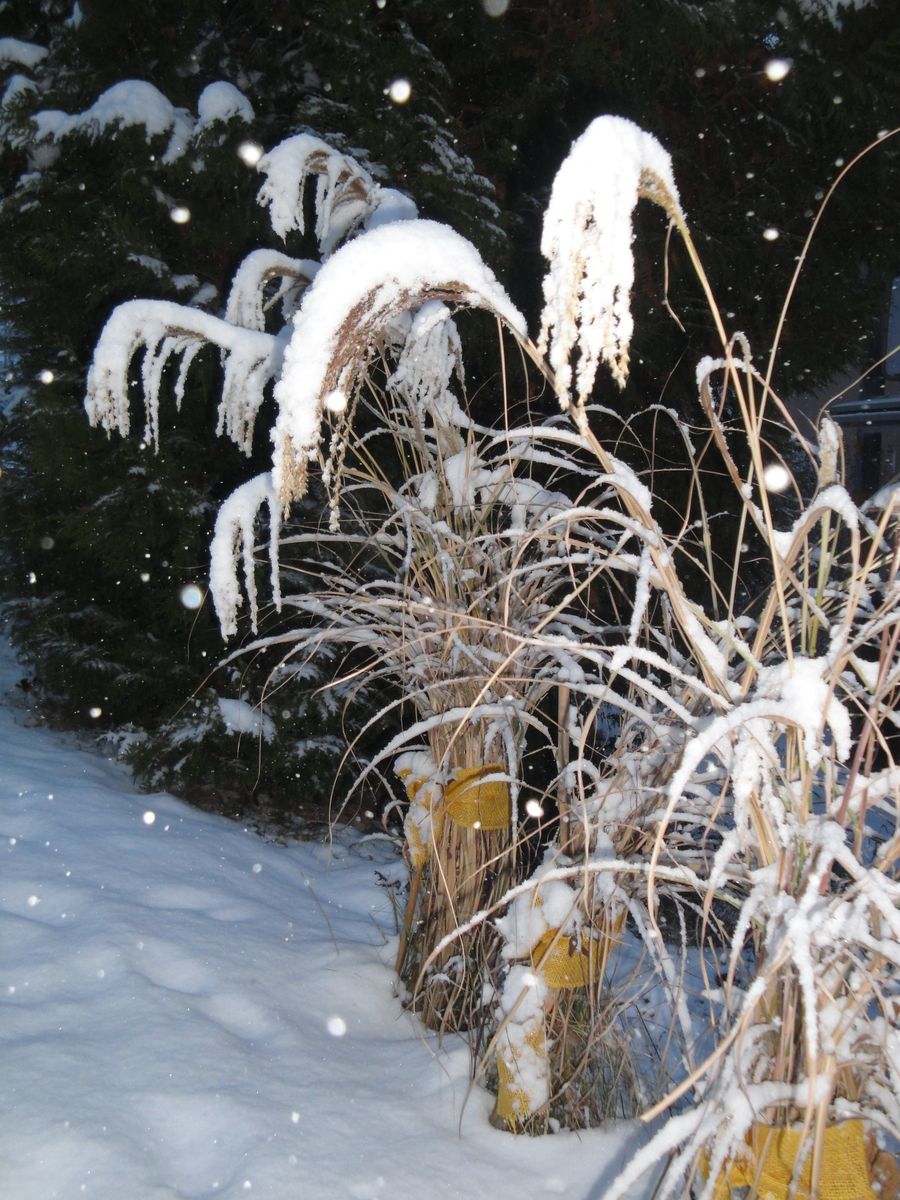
{"left": 228, "top": 325, "right": 642, "bottom": 1028}
{"left": 514, "top": 118, "right": 900, "bottom": 1183}
{"left": 84, "top": 104, "right": 899, "bottom": 1180}
{"left": 399, "top": 115, "right": 899, "bottom": 1166}
{"left": 84, "top": 127, "right": 581, "bottom": 1033}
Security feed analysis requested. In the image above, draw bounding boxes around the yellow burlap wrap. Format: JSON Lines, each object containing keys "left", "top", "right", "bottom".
{"left": 531, "top": 912, "right": 625, "bottom": 989}
{"left": 444, "top": 764, "right": 510, "bottom": 829}
{"left": 709, "top": 1120, "right": 879, "bottom": 1200}
{"left": 530, "top": 929, "right": 596, "bottom": 988}
{"left": 494, "top": 1022, "right": 547, "bottom": 1125}
{"left": 398, "top": 763, "right": 509, "bottom": 867}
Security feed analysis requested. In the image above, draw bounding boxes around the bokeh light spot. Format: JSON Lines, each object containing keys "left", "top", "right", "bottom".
{"left": 180, "top": 584, "right": 204, "bottom": 610}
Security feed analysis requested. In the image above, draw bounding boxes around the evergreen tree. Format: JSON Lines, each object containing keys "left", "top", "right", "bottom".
{"left": 2, "top": 0, "right": 897, "bottom": 827}
{"left": 0, "top": 0, "right": 499, "bottom": 826}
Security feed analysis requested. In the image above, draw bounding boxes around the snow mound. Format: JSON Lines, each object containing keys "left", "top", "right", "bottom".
{"left": 0, "top": 635, "right": 654, "bottom": 1199}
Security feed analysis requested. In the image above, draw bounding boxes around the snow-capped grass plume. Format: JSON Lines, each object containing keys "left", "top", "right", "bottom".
{"left": 538, "top": 115, "right": 683, "bottom": 410}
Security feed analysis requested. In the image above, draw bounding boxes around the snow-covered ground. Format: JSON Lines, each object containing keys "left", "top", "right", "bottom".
{"left": 0, "top": 637, "right": 654, "bottom": 1200}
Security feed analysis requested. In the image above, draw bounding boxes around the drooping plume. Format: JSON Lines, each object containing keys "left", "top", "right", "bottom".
{"left": 539, "top": 115, "right": 683, "bottom": 410}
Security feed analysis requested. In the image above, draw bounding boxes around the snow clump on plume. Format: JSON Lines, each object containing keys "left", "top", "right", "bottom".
{"left": 224, "top": 249, "right": 320, "bottom": 332}
{"left": 209, "top": 472, "right": 282, "bottom": 638}
{"left": 539, "top": 115, "right": 683, "bottom": 408}
{"left": 85, "top": 300, "right": 283, "bottom": 456}
{"left": 256, "top": 133, "right": 418, "bottom": 253}
{"left": 271, "top": 218, "right": 526, "bottom": 507}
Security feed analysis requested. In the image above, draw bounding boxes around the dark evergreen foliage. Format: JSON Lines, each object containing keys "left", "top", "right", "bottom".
{"left": 1, "top": 0, "right": 898, "bottom": 830}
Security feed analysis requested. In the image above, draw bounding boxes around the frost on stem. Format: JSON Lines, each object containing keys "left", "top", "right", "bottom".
{"left": 539, "top": 115, "right": 683, "bottom": 411}
{"left": 209, "top": 472, "right": 282, "bottom": 638}
{"left": 224, "top": 249, "right": 320, "bottom": 332}
{"left": 257, "top": 132, "right": 418, "bottom": 254}
{"left": 271, "top": 218, "right": 526, "bottom": 508}
{"left": 817, "top": 415, "right": 841, "bottom": 489}
{"left": 85, "top": 299, "right": 282, "bottom": 455}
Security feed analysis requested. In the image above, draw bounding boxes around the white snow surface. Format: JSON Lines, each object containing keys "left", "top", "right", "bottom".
{"left": 33, "top": 80, "right": 182, "bottom": 155}
{"left": 217, "top": 697, "right": 276, "bottom": 742}
{"left": 1, "top": 72, "right": 37, "bottom": 110}
{"left": 0, "top": 637, "right": 657, "bottom": 1199}
{"left": 196, "top": 81, "right": 254, "bottom": 128}
{"left": 32, "top": 78, "right": 252, "bottom": 163}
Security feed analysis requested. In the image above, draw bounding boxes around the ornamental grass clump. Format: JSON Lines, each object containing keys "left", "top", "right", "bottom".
{"left": 260, "top": 353, "right": 605, "bottom": 1029}
{"left": 85, "top": 129, "right": 616, "bottom": 1033}
{"left": 84, "top": 105, "right": 899, "bottom": 1187}
{"left": 423, "top": 117, "right": 899, "bottom": 1176}
{"left": 591, "top": 396, "right": 900, "bottom": 1200}
{"left": 525, "top": 119, "right": 900, "bottom": 1192}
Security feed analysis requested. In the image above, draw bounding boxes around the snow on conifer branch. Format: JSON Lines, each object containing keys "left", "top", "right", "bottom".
{"left": 85, "top": 299, "right": 282, "bottom": 455}
{"left": 539, "top": 115, "right": 683, "bottom": 410}
{"left": 271, "top": 218, "right": 526, "bottom": 508}
{"left": 257, "top": 133, "right": 417, "bottom": 254}
{"left": 30, "top": 79, "right": 252, "bottom": 165}
{"left": 0, "top": 37, "right": 48, "bottom": 69}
